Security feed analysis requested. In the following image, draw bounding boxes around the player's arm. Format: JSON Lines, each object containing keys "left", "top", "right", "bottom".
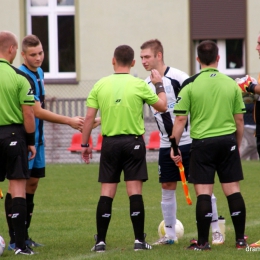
{"left": 150, "top": 69, "right": 167, "bottom": 112}
{"left": 234, "top": 113, "right": 244, "bottom": 149}
{"left": 32, "top": 101, "right": 84, "bottom": 130}
{"left": 21, "top": 104, "right": 36, "bottom": 160}
{"left": 152, "top": 92, "right": 167, "bottom": 112}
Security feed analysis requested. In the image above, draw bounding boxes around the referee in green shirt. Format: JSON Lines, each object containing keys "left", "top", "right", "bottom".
{"left": 170, "top": 40, "right": 247, "bottom": 250}
{"left": 0, "top": 31, "right": 35, "bottom": 255}
{"left": 81, "top": 45, "right": 167, "bottom": 252}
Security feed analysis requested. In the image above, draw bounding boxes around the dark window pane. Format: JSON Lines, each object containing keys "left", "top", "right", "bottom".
{"left": 57, "top": 0, "right": 74, "bottom": 5}
{"left": 57, "top": 15, "right": 75, "bottom": 72}
{"left": 226, "top": 39, "right": 243, "bottom": 69}
{"left": 31, "top": 16, "right": 49, "bottom": 72}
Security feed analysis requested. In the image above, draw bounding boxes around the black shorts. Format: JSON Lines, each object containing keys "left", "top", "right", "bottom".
{"left": 30, "top": 167, "right": 45, "bottom": 178}
{"left": 158, "top": 144, "right": 190, "bottom": 183}
{"left": 188, "top": 133, "right": 244, "bottom": 184}
{"left": 99, "top": 135, "right": 148, "bottom": 183}
{"left": 0, "top": 124, "right": 30, "bottom": 181}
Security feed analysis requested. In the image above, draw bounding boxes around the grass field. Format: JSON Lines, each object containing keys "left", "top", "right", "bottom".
{"left": 0, "top": 161, "right": 259, "bottom": 259}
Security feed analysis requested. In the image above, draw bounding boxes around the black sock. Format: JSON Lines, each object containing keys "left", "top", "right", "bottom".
{"left": 12, "top": 197, "right": 27, "bottom": 250}
{"left": 96, "top": 196, "right": 113, "bottom": 243}
{"left": 196, "top": 194, "right": 212, "bottom": 245}
{"left": 227, "top": 192, "right": 246, "bottom": 240}
{"left": 5, "top": 193, "right": 15, "bottom": 243}
{"left": 129, "top": 194, "right": 144, "bottom": 241}
{"left": 26, "top": 193, "right": 35, "bottom": 240}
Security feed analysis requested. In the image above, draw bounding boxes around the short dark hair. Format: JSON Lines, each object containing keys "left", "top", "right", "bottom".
{"left": 140, "top": 39, "right": 164, "bottom": 58}
{"left": 114, "top": 45, "right": 134, "bottom": 66}
{"left": 22, "top": 34, "right": 41, "bottom": 52}
{"left": 197, "top": 40, "right": 218, "bottom": 65}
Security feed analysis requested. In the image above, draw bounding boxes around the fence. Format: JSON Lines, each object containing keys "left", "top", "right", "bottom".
{"left": 44, "top": 98, "right": 159, "bottom": 163}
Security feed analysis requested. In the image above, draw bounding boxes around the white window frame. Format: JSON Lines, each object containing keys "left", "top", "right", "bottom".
{"left": 194, "top": 40, "right": 245, "bottom": 76}
{"left": 26, "top": 0, "right": 76, "bottom": 79}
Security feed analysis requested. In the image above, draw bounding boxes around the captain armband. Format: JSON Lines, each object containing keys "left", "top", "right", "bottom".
{"left": 154, "top": 82, "right": 165, "bottom": 95}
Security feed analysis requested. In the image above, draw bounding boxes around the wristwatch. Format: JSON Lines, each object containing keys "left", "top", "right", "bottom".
{"left": 81, "top": 143, "right": 89, "bottom": 147}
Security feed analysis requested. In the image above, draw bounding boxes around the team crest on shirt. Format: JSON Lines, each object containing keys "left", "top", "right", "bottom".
{"left": 165, "top": 85, "right": 171, "bottom": 93}
{"left": 168, "top": 102, "right": 174, "bottom": 109}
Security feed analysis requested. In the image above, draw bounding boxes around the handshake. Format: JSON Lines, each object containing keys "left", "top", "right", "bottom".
{"left": 235, "top": 75, "right": 258, "bottom": 94}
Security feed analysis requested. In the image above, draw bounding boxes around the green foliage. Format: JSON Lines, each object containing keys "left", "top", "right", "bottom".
{"left": 0, "top": 161, "right": 259, "bottom": 259}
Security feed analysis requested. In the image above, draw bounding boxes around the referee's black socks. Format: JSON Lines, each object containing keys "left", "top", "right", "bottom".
{"left": 196, "top": 194, "right": 212, "bottom": 245}
{"left": 5, "top": 193, "right": 15, "bottom": 243}
{"left": 129, "top": 194, "right": 145, "bottom": 242}
{"left": 12, "top": 197, "right": 27, "bottom": 250}
{"left": 96, "top": 196, "right": 113, "bottom": 243}
{"left": 26, "top": 193, "right": 35, "bottom": 239}
{"left": 227, "top": 192, "right": 246, "bottom": 241}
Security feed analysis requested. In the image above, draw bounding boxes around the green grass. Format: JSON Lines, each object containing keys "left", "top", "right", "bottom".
{"left": 0, "top": 161, "right": 260, "bottom": 259}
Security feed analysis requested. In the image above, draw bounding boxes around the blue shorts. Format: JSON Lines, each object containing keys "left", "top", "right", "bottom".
{"left": 28, "top": 144, "right": 45, "bottom": 178}
{"left": 158, "top": 143, "right": 190, "bottom": 183}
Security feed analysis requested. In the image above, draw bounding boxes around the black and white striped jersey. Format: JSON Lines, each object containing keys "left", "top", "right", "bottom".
{"left": 145, "top": 66, "right": 192, "bottom": 148}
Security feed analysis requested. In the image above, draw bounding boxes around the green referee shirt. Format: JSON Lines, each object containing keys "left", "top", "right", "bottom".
{"left": 0, "top": 59, "right": 35, "bottom": 126}
{"left": 173, "top": 67, "right": 246, "bottom": 139}
{"left": 87, "top": 73, "right": 159, "bottom": 136}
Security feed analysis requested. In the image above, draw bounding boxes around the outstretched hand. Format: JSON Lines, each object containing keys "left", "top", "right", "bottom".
{"left": 69, "top": 116, "right": 84, "bottom": 132}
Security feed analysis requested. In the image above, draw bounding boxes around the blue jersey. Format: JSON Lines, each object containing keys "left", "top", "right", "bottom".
{"left": 19, "top": 64, "right": 45, "bottom": 146}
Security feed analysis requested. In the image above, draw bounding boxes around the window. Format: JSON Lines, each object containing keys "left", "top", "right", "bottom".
{"left": 190, "top": 0, "right": 246, "bottom": 77}
{"left": 26, "top": 0, "right": 75, "bottom": 79}
{"left": 194, "top": 39, "right": 245, "bottom": 76}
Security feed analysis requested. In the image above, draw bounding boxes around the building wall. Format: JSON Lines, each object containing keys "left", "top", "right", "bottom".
{"left": 77, "top": 0, "right": 190, "bottom": 81}
{"left": 0, "top": 0, "right": 26, "bottom": 67}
